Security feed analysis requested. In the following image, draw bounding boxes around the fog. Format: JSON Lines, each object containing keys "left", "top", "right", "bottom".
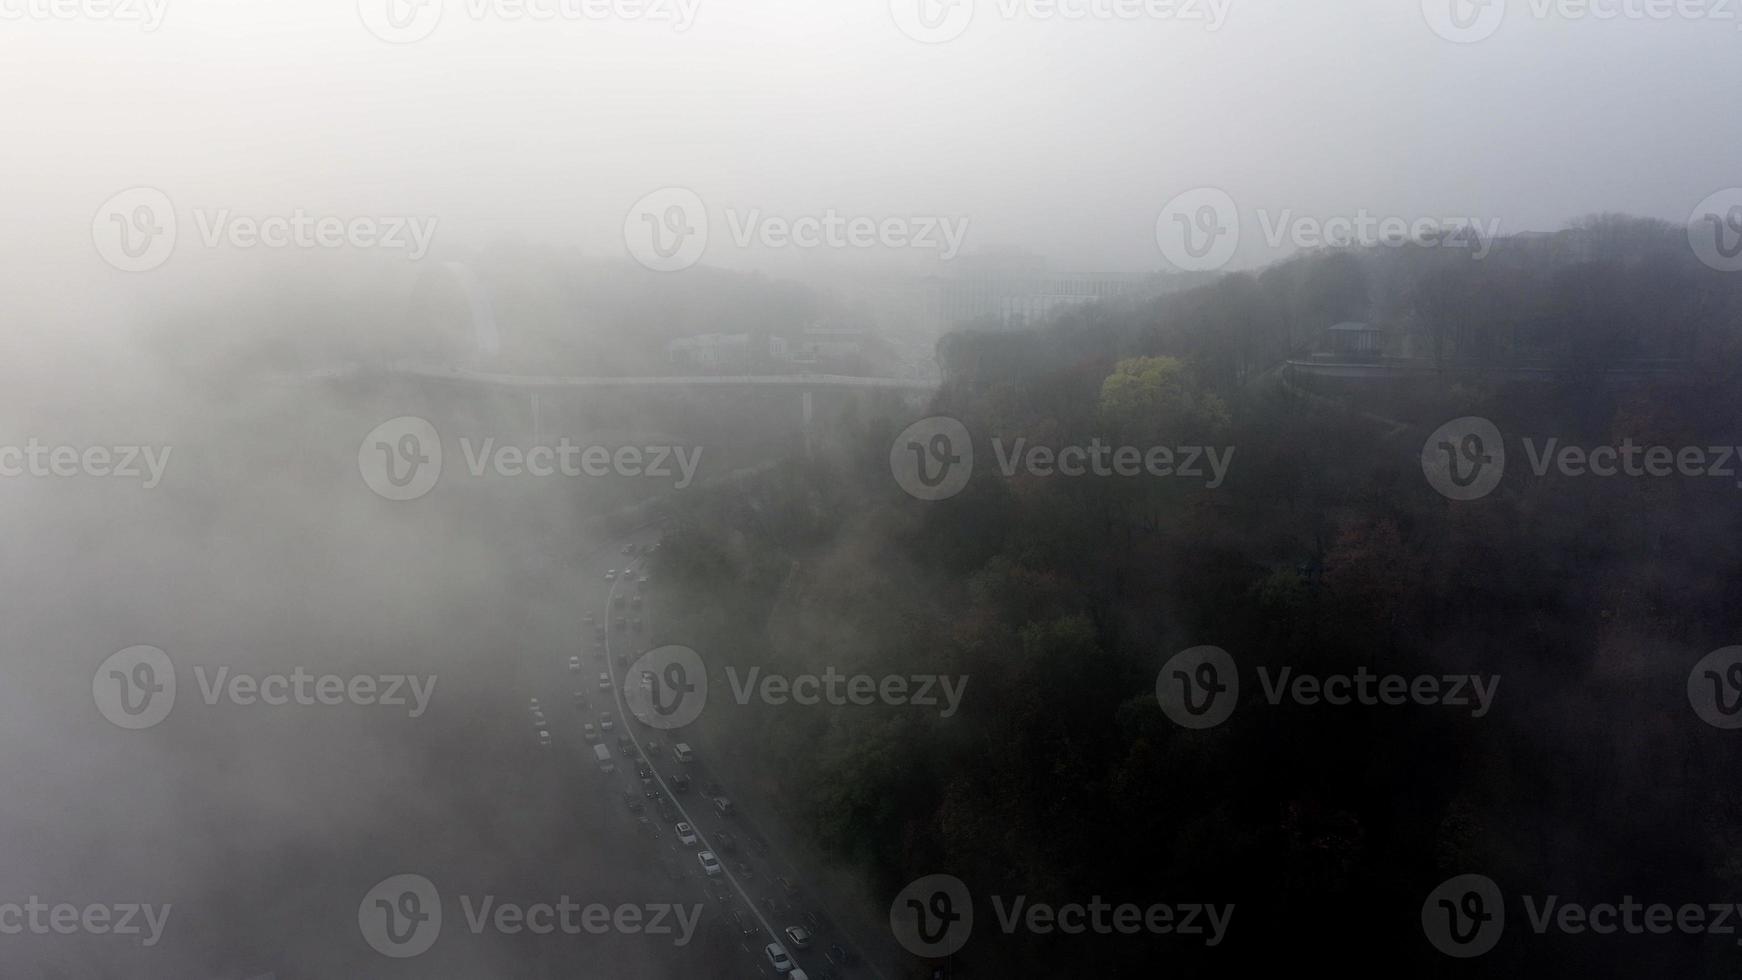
{"left": 5, "top": 1, "right": 1742, "bottom": 977}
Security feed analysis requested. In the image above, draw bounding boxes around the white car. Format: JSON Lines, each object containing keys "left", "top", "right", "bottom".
{"left": 531, "top": 709, "right": 546, "bottom": 726}
{"left": 697, "top": 850, "right": 722, "bottom": 877}
{"left": 675, "top": 822, "right": 698, "bottom": 846}
{"left": 537, "top": 730, "right": 551, "bottom": 747}
{"left": 764, "top": 942, "right": 793, "bottom": 974}
{"left": 528, "top": 698, "right": 540, "bottom": 712}
{"left": 598, "top": 672, "right": 612, "bottom": 691}
{"left": 599, "top": 712, "right": 615, "bottom": 732}
{"left": 784, "top": 925, "right": 812, "bottom": 950}
{"left": 567, "top": 656, "right": 581, "bottom": 672}
{"left": 583, "top": 723, "right": 598, "bottom": 742}
{"left": 673, "top": 742, "right": 694, "bottom": 763}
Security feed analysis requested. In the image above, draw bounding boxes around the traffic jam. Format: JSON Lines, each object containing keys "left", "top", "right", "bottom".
{"left": 530, "top": 537, "right": 866, "bottom": 979}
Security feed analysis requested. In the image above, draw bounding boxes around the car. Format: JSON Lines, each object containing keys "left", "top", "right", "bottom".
{"left": 778, "top": 876, "right": 798, "bottom": 896}
{"left": 636, "top": 815, "right": 655, "bottom": 836}
{"left": 583, "top": 723, "right": 598, "bottom": 742}
{"left": 593, "top": 624, "right": 604, "bottom": 639}
{"left": 567, "top": 656, "right": 581, "bottom": 672}
{"left": 530, "top": 709, "right": 546, "bottom": 726}
{"left": 598, "top": 672, "right": 612, "bottom": 691}
{"left": 764, "top": 942, "right": 793, "bottom": 974}
{"left": 632, "top": 595, "right": 643, "bottom": 608}
{"left": 673, "top": 743, "right": 694, "bottom": 763}
{"left": 639, "top": 574, "right": 649, "bottom": 584}
{"left": 644, "top": 783, "right": 663, "bottom": 800}
{"left": 636, "top": 763, "right": 652, "bottom": 781}
{"left": 713, "top": 831, "right": 736, "bottom": 854}
{"left": 730, "top": 909, "right": 755, "bottom": 936}
{"left": 612, "top": 594, "right": 624, "bottom": 609}
{"left": 697, "top": 850, "right": 722, "bottom": 876}
{"left": 784, "top": 925, "right": 812, "bottom": 950}
{"left": 600, "top": 712, "right": 615, "bottom": 732}
{"left": 714, "top": 797, "right": 735, "bottom": 817}
{"left": 632, "top": 617, "right": 644, "bottom": 632}
{"left": 827, "top": 943, "right": 855, "bottom": 966}
{"left": 736, "top": 861, "right": 755, "bottom": 881}
{"left": 675, "top": 822, "right": 698, "bottom": 846}
{"left": 622, "top": 790, "right": 643, "bottom": 812}
{"left": 645, "top": 738, "right": 661, "bottom": 757}
{"left": 670, "top": 773, "right": 691, "bottom": 793}
{"left": 605, "top": 570, "right": 616, "bottom": 581}
{"left": 536, "top": 729, "right": 551, "bottom": 747}
{"left": 657, "top": 800, "right": 678, "bottom": 823}
{"left": 622, "top": 544, "right": 634, "bottom": 555}
{"left": 615, "top": 651, "right": 627, "bottom": 667}
{"left": 613, "top": 617, "right": 626, "bottom": 631}
{"left": 709, "top": 881, "right": 734, "bottom": 904}
{"left": 571, "top": 690, "right": 585, "bottom": 705}
{"left": 528, "top": 697, "right": 540, "bottom": 711}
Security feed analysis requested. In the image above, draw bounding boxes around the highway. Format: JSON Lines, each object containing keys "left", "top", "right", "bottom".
{"left": 532, "top": 524, "right": 884, "bottom": 979}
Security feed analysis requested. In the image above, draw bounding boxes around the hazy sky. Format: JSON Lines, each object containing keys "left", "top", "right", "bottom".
{"left": 4, "top": 0, "right": 1738, "bottom": 289}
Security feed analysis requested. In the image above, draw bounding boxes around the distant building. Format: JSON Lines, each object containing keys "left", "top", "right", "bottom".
{"left": 665, "top": 333, "right": 781, "bottom": 371}
{"left": 1325, "top": 321, "right": 1384, "bottom": 359}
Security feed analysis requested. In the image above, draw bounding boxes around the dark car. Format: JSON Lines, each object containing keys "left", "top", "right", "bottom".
{"left": 622, "top": 790, "right": 644, "bottom": 812}
{"left": 714, "top": 831, "right": 736, "bottom": 854}
{"left": 730, "top": 910, "right": 756, "bottom": 936}
{"left": 670, "top": 772, "right": 691, "bottom": 793}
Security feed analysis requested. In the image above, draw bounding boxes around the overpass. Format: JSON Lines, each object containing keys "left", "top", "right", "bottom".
{"left": 308, "top": 361, "right": 939, "bottom": 451}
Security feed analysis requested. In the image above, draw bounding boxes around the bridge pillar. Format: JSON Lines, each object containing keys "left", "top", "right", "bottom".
{"left": 801, "top": 389, "right": 814, "bottom": 456}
